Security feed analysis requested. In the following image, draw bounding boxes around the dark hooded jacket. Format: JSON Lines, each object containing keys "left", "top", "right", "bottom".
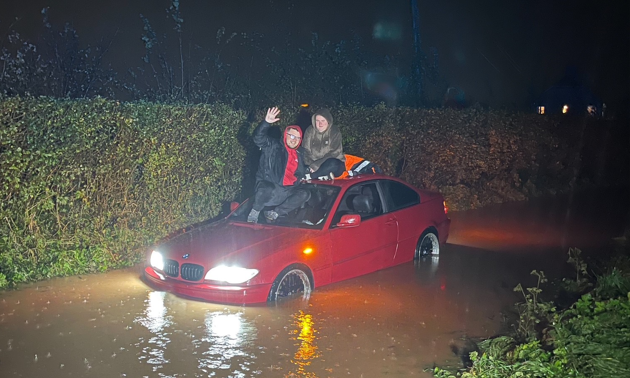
{"left": 303, "top": 108, "right": 345, "bottom": 171}
{"left": 253, "top": 121, "right": 306, "bottom": 186}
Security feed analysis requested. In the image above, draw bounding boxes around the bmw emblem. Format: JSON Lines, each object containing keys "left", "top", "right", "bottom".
{"left": 182, "top": 253, "right": 190, "bottom": 259}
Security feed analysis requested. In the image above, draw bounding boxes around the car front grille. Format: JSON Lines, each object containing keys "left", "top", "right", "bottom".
{"left": 181, "top": 263, "right": 204, "bottom": 281}
{"left": 164, "top": 259, "right": 179, "bottom": 277}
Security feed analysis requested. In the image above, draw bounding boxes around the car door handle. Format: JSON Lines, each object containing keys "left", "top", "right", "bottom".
{"left": 386, "top": 218, "right": 397, "bottom": 225}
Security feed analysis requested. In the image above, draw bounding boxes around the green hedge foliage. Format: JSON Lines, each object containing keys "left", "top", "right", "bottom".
{"left": 0, "top": 98, "right": 581, "bottom": 287}
{"left": 337, "top": 104, "right": 577, "bottom": 210}
{"left": 1, "top": 97, "right": 247, "bottom": 287}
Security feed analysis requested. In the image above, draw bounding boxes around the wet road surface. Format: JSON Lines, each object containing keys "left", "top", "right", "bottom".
{"left": 1, "top": 188, "right": 628, "bottom": 377}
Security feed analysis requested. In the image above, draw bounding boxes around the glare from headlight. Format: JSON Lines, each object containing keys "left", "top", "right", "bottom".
{"left": 150, "top": 251, "right": 164, "bottom": 271}
{"left": 205, "top": 265, "right": 259, "bottom": 284}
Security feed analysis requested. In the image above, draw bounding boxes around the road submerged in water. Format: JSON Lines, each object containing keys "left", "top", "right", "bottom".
{"left": 1, "top": 187, "right": 628, "bottom": 378}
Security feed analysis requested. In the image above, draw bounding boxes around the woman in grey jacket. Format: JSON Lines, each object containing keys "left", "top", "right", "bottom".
{"left": 302, "top": 108, "right": 346, "bottom": 179}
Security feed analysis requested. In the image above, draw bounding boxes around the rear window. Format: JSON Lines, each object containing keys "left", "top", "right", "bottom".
{"left": 381, "top": 180, "right": 420, "bottom": 211}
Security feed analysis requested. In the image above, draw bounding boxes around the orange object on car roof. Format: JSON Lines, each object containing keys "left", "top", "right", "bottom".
{"left": 336, "top": 154, "right": 379, "bottom": 179}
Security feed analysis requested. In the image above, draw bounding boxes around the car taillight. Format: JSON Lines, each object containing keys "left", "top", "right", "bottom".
{"left": 443, "top": 201, "right": 448, "bottom": 214}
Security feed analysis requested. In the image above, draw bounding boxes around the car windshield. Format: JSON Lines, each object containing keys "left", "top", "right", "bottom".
{"left": 229, "top": 183, "right": 341, "bottom": 229}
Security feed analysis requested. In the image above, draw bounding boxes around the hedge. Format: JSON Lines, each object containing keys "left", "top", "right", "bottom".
{"left": 1, "top": 97, "right": 247, "bottom": 287}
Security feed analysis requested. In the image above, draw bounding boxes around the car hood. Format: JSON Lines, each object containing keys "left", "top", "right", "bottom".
{"left": 155, "top": 220, "right": 309, "bottom": 267}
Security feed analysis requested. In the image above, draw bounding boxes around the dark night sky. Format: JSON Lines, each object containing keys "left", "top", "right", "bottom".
{"left": 1, "top": 0, "right": 628, "bottom": 109}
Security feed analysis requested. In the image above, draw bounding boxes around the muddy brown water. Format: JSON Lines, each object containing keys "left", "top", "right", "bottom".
{"left": 1, "top": 188, "right": 628, "bottom": 377}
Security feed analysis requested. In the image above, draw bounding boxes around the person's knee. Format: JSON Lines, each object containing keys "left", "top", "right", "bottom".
{"left": 256, "top": 180, "right": 275, "bottom": 189}
{"left": 254, "top": 188, "right": 272, "bottom": 206}
{"left": 331, "top": 159, "right": 345, "bottom": 175}
{"left": 256, "top": 181, "right": 274, "bottom": 195}
{"left": 313, "top": 158, "right": 344, "bottom": 177}
{"left": 257, "top": 186, "right": 274, "bottom": 196}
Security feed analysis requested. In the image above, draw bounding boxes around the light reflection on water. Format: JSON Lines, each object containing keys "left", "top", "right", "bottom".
{"left": 134, "top": 291, "right": 173, "bottom": 371}
{"left": 286, "top": 310, "right": 320, "bottom": 378}
{"left": 135, "top": 291, "right": 262, "bottom": 377}
{"left": 132, "top": 293, "right": 325, "bottom": 377}
{"left": 196, "top": 311, "right": 259, "bottom": 377}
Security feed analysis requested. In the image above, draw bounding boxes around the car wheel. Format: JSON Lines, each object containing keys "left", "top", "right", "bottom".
{"left": 267, "top": 266, "right": 313, "bottom": 302}
{"left": 415, "top": 230, "right": 439, "bottom": 259}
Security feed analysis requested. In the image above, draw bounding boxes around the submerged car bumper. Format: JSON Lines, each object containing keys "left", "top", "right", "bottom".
{"left": 143, "top": 267, "right": 271, "bottom": 305}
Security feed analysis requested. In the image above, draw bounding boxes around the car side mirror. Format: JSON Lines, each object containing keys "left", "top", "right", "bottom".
{"left": 230, "top": 201, "right": 240, "bottom": 212}
{"left": 337, "top": 214, "right": 361, "bottom": 228}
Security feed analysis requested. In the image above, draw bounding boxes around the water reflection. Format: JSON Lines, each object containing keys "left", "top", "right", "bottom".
{"left": 134, "top": 291, "right": 172, "bottom": 370}
{"left": 415, "top": 255, "right": 439, "bottom": 273}
{"left": 209, "top": 312, "right": 242, "bottom": 339}
{"left": 196, "top": 311, "right": 259, "bottom": 377}
{"left": 286, "top": 310, "right": 320, "bottom": 378}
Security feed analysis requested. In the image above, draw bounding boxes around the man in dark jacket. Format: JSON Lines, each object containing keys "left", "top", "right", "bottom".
{"left": 247, "top": 107, "right": 310, "bottom": 223}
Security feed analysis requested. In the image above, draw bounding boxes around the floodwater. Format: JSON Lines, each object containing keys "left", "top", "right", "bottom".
{"left": 1, "top": 188, "right": 628, "bottom": 378}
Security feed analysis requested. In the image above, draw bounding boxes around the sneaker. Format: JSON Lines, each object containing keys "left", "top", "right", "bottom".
{"left": 247, "top": 209, "right": 260, "bottom": 223}
{"left": 317, "top": 172, "right": 335, "bottom": 181}
{"left": 264, "top": 210, "right": 278, "bottom": 221}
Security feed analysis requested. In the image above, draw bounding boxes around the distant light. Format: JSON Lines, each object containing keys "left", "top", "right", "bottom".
{"left": 537, "top": 106, "right": 545, "bottom": 115}
{"left": 300, "top": 103, "right": 309, "bottom": 108}
{"left": 303, "top": 247, "right": 313, "bottom": 255}
{"left": 562, "top": 105, "right": 569, "bottom": 114}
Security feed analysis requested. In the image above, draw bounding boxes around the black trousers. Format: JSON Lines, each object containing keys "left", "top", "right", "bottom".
{"left": 311, "top": 158, "right": 345, "bottom": 178}
{"left": 252, "top": 181, "right": 310, "bottom": 215}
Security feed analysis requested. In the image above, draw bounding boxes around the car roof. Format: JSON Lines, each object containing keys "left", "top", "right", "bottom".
{"left": 312, "top": 174, "right": 406, "bottom": 189}
{"left": 311, "top": 174, "right": 441, "bottom": 197}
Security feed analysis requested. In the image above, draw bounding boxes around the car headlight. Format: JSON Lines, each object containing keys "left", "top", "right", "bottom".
{"left": 150, "top": 250, "right": 164, "bottom": 271}
{"left": 205, "top": 265, "right": 259, "bottom": 284}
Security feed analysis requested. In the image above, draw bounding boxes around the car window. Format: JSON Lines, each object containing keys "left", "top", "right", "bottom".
{"left": 229, "top": 184, "right": 340, "bottom": 229}
{"left": 381, "top": 180, "right": 420, "bottom": 212}
{"left": 331, "top": 182, "right": 384, "bottom": 226}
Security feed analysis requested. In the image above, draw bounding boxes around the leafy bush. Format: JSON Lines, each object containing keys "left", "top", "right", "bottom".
{"left": 512, "top": 270, "right": 557, "bottom": 342}
{"left": 0, "top": 96, "right": 247, "bottom": 287}
{"left": 434, "top": 338, "right": 568, "bottom": 378}
{"left": 432, "top": 250, "right": 630, "bottom": 378}
{"left": 337, "top": 104, "right": 578, "bottom": 211}
{"left": 553, "top": 293, "right": 630, "bottom": 377}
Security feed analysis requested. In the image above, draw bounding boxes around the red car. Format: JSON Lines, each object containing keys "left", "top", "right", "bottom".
{"left": 143, "top": 174, "right": 450, "bottom": 305}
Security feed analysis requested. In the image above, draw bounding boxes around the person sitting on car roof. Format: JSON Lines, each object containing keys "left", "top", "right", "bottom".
{"left": 302, "top": 108, "right": 346, "bottom": 180}
{"left": 247, "top": 107, "right": 310, "bottom": 223}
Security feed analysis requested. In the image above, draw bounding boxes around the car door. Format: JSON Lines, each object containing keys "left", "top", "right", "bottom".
{"left": 328, "top": 181, "right": 398, "bottom": 282}
{"left": 379, "top": 179, "right": 422, "bottom": 265}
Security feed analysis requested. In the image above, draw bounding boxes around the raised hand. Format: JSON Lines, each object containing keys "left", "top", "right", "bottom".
{"left": 265, "top": 107, "right": 281, "bottom": 123}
